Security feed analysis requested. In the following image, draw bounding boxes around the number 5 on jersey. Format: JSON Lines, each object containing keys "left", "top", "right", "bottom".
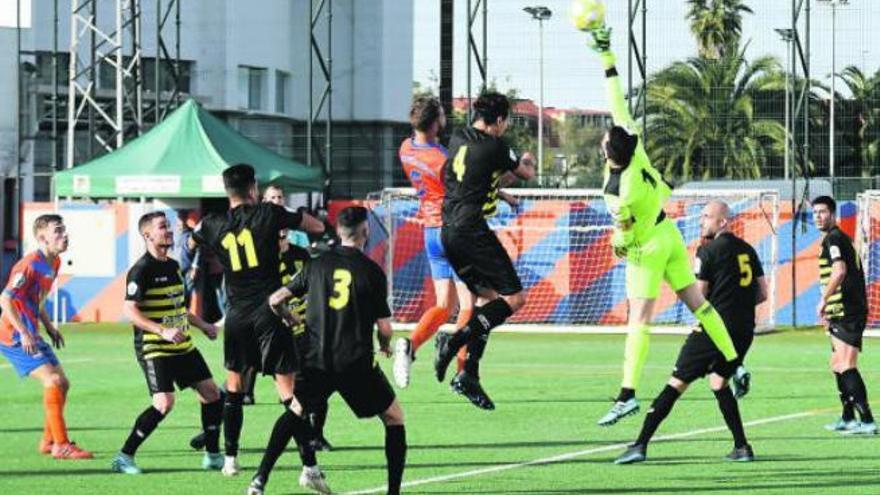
{"left": 329, "top": 269, "right": 353, "bottom": 310}
{"left": 737, "top": 253, "right": 753, "bottom": 287}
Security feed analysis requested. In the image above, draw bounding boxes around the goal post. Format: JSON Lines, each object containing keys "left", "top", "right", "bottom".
{"left": 371, "top": 188, "right": 779, "bottom": 333}
{"left": 857, "top": 190, "right": 880, "bottom": 331}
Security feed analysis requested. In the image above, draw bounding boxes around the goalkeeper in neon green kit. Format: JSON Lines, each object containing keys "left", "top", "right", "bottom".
{"left": 582, "top": 25, "right": 741, "bottom": 426}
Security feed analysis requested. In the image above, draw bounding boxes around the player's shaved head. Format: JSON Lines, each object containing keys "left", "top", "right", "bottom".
{"left": 700, "top": 200, "right": 731, "bottom": 240}
{"left": 336, "top": 206, "right": 369, "bottom": 245}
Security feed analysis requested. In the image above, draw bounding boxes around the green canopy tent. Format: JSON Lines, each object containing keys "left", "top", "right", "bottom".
{"left": 54, "top": 99, "right": 324, "bottom": 198}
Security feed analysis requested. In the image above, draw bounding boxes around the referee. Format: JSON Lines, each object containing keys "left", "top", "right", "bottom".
{"left": 812, "top": 196, "right": 876, "bottom": 435}
{"left": 615, "top": 201, "right": 767, "bottom": 464}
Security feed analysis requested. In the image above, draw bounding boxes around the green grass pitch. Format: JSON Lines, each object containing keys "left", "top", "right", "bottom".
{"left": 1, "top": 324, "right": 877, "bottom": 495}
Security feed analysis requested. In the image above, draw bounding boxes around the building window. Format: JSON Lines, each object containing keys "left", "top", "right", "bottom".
{"left": 238, "top": 66, "right": 267, "bottom": 111}
{"left": 34, "top": 51, "right": 70, "bottom": 86}
{"left": 275, "top": 70, "right": 290, "bottom": 114}
{"left": 96, "top": 56, "right": 193, "bottom": 93}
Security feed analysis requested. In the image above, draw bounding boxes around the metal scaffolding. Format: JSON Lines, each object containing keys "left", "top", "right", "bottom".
{"left": 628, "top": 0, "right": 647, "bottom": 134}
{"left": 308, "top": 0, "right": 333, "bottom": 202}
{"left": 66, "top": 0, "right": 143, "bottom": 168}
{"left": 465, "top": 0, "right": 488, "bottom": 123}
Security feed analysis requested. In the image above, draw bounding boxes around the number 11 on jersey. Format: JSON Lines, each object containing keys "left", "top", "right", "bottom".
{"left": 221, "top": 229, "right": 259, "bottom": 272}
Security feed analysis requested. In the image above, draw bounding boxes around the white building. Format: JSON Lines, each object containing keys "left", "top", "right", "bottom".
{"left": 0, "top": 0, "right": 414, "bottom": 209}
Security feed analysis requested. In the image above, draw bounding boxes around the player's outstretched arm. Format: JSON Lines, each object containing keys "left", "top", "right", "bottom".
{"left": 586, "top": 27, "right": 637, "bottom": 132}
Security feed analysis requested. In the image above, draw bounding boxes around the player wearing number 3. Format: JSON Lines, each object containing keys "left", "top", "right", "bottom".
{"left": 574, "top": 15, "right": 740, "bottom": 426}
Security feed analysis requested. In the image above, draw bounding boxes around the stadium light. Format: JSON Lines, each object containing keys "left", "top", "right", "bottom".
{"left": 817, "top": 0, "right": 850, "bottom": 179}
{"left": 775, "top": 28, "right": 795, "bottom": 181}
{"left": 524, "top": 6, "right": 552, "bottom": 185}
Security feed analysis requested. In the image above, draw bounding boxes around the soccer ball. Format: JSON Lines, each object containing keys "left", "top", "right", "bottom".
{"left": 570, "top": 0, "right": 606, "bottom": 31}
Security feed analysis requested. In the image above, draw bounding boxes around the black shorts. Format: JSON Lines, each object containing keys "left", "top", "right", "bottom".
{"left": 672, "top": 330, "right": 753, "bottom": 384}
{"left": 441, "top": 225, "right": 522, "bottom": 296}
{"left": 224, "top": 303, "right": 299, "bottom": 376}
{"left": 138, "top": 349, "right": 213, "bottom": 395}
{"left": 295, "top": 359, "right": 395, "bottom": 419}
{"left": 828, "top": 315, "right": 867, "bottom": 351}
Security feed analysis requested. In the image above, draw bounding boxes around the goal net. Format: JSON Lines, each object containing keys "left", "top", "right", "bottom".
{"left": 857, "top": 190, "right": 880, "bottom": 330}
{"left": 370, "top": 188, "right": 779, "bottom": 332}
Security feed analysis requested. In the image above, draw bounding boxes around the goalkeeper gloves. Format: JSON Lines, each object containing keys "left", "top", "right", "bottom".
{"left": 586, "top": 26, "right": 616, "bottom": 69}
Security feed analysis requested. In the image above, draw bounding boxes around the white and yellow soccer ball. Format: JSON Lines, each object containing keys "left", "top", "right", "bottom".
{"left": 570, "top": 0, "right": 606, "bottom": 31}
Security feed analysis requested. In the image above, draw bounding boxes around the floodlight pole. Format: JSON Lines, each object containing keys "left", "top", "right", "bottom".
{"left": 466, "top": 0, "right": 488, "bottom": 124}
{"left": 816, "top": 0, "right": 848, "bottom": 179}
{"left": 524, "top": 6, "right": 552, "bottom": 185}
{"left": 628, "top": 0, "right": 647, "bottom": 136}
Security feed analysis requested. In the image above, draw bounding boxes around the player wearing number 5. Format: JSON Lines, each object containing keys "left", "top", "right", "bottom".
{"left": 192, "top": 164, "right": 329, "bottom": 490}
{"left": 577, "top": 21, "right": 739, "bottom": 426}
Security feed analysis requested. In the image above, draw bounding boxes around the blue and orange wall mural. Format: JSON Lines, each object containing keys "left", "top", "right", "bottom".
{"left": 11, "top": 197, "right": 871, "bottom": 329}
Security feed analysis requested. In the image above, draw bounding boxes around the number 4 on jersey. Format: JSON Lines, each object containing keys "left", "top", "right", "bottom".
{"left": 453, "top": 146, "right": 468, "bottom": 182}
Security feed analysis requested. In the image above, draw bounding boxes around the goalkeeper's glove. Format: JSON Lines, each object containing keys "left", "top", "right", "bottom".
{"left": 610, "top": 229, "right": 632, "bottom": 258}
{"left": 586, "top": 26, "right": 616, "bottom": 69}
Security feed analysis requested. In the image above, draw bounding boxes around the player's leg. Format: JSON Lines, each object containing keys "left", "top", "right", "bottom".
{"left": 379, "top": 400, "right": 407, "bottom": 495}
{"left": 241, "top": 366, "right": 258, "bottom": 405}
{"left": 831, "top": 328, "right": 876, "bottom": 435}
{"left": 113, "top": 391, "right": 174, "bottom": 473}
{"left": 454, "top": 281, "right": 475, "bottom": 373}
{"left": 708, "top": 373, "right": 754, "bottom": 461}
{"left": 599, "top": 245, "right": 663, "bottom": 426}
{"left": 28, "top": 348, "right": 92, "bottom": 459}
{"left": 827, "top": 341, "right": 857, "bottom": 430}
{"left": 192, "top": 374, "right": 224, "bottom": 469}
{"left": 221, "top": 308, "right": 254, "bottom": 474}
{"left": 616, "top": 330, "right": 716, "bottom": 463}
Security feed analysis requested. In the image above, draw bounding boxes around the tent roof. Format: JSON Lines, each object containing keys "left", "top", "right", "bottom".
{"left": 54, "top": 99, "right": 324, "bottom": 198}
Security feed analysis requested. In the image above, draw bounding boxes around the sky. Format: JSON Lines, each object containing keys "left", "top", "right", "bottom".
{"left": 413, "top": 0, "right": 880, "bottom": 111}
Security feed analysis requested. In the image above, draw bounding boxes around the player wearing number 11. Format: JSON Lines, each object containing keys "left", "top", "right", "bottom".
{"left": 193, "top": 164, "right": 328, "bottom": 488}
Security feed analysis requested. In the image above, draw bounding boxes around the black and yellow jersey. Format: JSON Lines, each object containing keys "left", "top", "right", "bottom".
{"left": 125, "top": 252, "right": 192, "bottom": 360}
{"left": 286, "top": 245, "right": 391, "bottom": 372}
{"left": 443, "top": 127, "right": 519, "bottom": 230}
{"left": 819, "top": 226, "right": 867, "bottom": 320}
{"left": 280, "top": 245, "right": 311, "bottom": 337}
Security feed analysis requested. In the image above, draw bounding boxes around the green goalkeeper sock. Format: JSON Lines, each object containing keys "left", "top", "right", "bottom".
{"left": 695, "top": 302, "right": 738, "bottom": 361}
{"left": 622, "top": 323, "right": 651, "bottom": 390}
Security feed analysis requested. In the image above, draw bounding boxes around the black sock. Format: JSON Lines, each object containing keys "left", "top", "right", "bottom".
{"left": 282, "top": 397, "right": 294, "bottom": 409}
{"left": 223, "top": 392, "right": 244, "bottom": 457}
{"left": 456, "top": 299, "right": 513, "bottom": 375}
{"left": 121, "top": 406, "right": 166, "bottom": 456}
{"left": 714, "top": 386, "right": 748, "bottom": 448}
{"left": 463, "top": 333, "right": 488, "bottom": 378}
{"left": 836, "top": 372, "right": 856, "bottom": 421}
{"left": 256, "top": 409, "right": 318, "bottom": 483}
{"left": 244, "top": 368, "right": 257, "bottom": 397}
{"left": 385, "top": 425, "right": 407, "bottom": 495}
{"left": 201, "top": 399, "right": 223, "bottom": 454}
{"left": 841, "top": 368, "right": 874, "bottom": 423}
{"left": 309, "top": 400, "right": 329, "bottom": 438}
{"left": 617, "top": 387, "right": 636, "bottom": 403}
{"left": 635, "top": 385, "right": 681, "bottom": 447}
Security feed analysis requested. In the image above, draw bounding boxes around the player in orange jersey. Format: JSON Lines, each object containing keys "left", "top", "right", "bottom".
{"left": 0, "top": 214, "right": 93, "bottom": 460}
{"left": 393, "top": 96, "right": 476, "bottom": 388}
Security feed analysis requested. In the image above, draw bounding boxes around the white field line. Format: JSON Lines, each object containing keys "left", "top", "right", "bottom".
{"left": 342, "top": 410, "right": 818, "bottom": 495}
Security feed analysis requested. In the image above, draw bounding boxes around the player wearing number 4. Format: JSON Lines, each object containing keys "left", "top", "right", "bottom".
{"left": 434, "top": 92, "right": 537, "bottom": 410}
{"left": 573, "top": 11, "right": 740, "bottom": 426}
{"left": 112, "top": 211, "right": 224, "bottom": 474}
{"left": 193, "top": 164, "right": 330, "bottom": 493}
{"left": 615, "top": 201, "right": 766, "bottom": 464}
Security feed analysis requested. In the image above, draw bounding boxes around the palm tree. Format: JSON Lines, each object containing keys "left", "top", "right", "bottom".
{"left": 686, "top": 0, "right": 754, "bottom": 59}
{"left": 839, "top": 66, "right": 880, "bottom": 176}
{"left": 642, "top": 45, "right": 786, "bottom": 180}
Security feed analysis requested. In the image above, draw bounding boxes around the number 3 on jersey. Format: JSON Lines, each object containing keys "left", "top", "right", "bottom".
{"left": 452, "top": 146, "right": 468, "bottom": 182}
{"left": 329, "top": 269, "right": 353, "bottom": 310}
{"left": 221, "top": 229, "right": 258, "bottom": 272}
{"left": 737, "top": 253, "right": 753, "bottom": 287}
